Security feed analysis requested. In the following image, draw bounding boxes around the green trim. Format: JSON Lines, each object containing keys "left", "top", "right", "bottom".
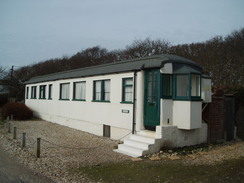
{"left": 172, "top": 73, "right": 202, "bottom": 101}
{"left": 59, "top": 83, "right": 70, "bottom": 100}
{"left": 38, "top": 98, "right": 46, "bottom": 100}
{"left": 93, "top": 80, "right": 110, "bottom": 101}
{"left": 92, "top": 100, "right": 110, "bottom": 103}
{"left": 39, "top": 85, "right": 46, "bottom": 99}
{"left": 121, "top": 77, "right": 133, "bottom": 103}
{"left": 161, "top": 74, "right": 173, "bottom": 99}
{"left": 120, "top": 101, "right": 133, "bottom": 104}
{"left": 48, "top": 84, "right": 52, "bottom": 100}
{"left": 59, "top": 99, "right": 70, "bottom": 101}
{"left": 73, "top": 81, "right": 86, "bottom": 101}
{"left": 72, "top": 99, "right": 86, "bottom": 101}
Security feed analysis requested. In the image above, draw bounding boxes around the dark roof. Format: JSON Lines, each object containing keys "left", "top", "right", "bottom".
{"left": 25, "top": 54, "right": 203, "bottom": 84}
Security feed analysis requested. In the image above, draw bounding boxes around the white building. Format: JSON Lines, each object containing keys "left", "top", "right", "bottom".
{"left": 25, "top": 54, "right": 212, "bottom": 157}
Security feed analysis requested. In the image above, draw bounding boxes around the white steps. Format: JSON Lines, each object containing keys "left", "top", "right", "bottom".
{"left": 114, "top": 131, "right": 161, "bottom": 157}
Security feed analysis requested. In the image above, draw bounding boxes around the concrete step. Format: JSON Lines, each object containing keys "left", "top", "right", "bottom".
{"left": 124, "top": 139, "right": 150, "bottom": 150}
{"left": 137, "top": 130, "right": 157, "bottom": 138}
{"left": 117, "top": 144, "right": 145, "bottom": 157}
{"left": 130, "top": 134, "right": 156, "bottom": 144}
{"left": 114, "top": 149, "right": 140, "bottom": 158}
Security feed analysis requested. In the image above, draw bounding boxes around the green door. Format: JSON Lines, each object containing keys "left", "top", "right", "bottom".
{"left": 144, "top": 69, "right": 160, "bottom": 129}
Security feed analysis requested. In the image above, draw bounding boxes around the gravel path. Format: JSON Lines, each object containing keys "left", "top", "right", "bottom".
{"left": 0, "top": 120, "right": 130, "bottom": 182}
{"left": 0, "top": 120, "right": 243, "bottom": 182}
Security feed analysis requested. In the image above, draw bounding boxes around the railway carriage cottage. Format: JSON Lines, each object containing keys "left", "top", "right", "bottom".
{"left": 25, "top": 54, "right": 212, "bottom": 157}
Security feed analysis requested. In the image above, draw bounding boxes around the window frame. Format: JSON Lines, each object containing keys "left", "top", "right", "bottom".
{"left": 59, "top": 83, "right": 70, "bottom": 101}
{"left": 121, "top": 77, "right": 133, "bottom": 104}
{"left": 48, "top": 84, "right": 52, "bottom": 100}
{"left": 93, "top": 79, "right": 110, "bottom": 102}
{"left": 25, "top": 86, "right": 29, "bottom": 99}
{"left": 39, "top": 85, "right": 46, "bottom": 99}
{"left": 31, "top": 86, "right": 37, "bottom": 99}
{"left": 73, "top": 81, "right": 86, "bottom": 101}
{"left": 161, "top": 74, "right": 173, "bottom": 99}
{"left": 173, "top": 74, "right": 202, "bottom": 101}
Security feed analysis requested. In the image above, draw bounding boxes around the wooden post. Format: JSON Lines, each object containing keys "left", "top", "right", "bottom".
{"left": 37, "top": 138, "right": 41, "bottom": 158}
{"left": 13, "top": 127, "right": 17, "bottom": 139}
{"left": 22, "top": 133, "right": 26, "bottom": 148}
{"left": 8, "top": 123, "right": 11, "bottom": 133}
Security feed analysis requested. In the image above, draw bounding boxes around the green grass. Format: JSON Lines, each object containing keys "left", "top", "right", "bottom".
{"left": 75, "top": 157, "right": 244, "bottom": 183}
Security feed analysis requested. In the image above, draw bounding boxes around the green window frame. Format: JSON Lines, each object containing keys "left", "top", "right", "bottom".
{"left": 73, "top": 81, "right": 86, "bottom": 101}
{"left": 25, "top": 87, "right": 29, "bottom": 99}
{"left": 59, "top": 83, "right": 70, "bottom": 100}
{"left": 162, "top": 74, "right": 172, "bottom": 99}
{"left": 48, "top": 84, "right": 52, "bottom": 100}
{"left": 39, "top": 85, "right": 46, "bottom": 99}
{"left": 121, "top": 77, "right": 133, "bottom": 103}
{"left": 173, "top": 74, "right": 201, "bottom": 101}
{"left": 31, "top": 86, "right": 37, "bottom": 99}
{"left": 93, "top": 80, "right": 110, "bottom": 102}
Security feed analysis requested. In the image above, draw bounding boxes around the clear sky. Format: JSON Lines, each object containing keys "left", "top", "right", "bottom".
{"left": 0, "top": 0, "right": 244, "bottom": 69}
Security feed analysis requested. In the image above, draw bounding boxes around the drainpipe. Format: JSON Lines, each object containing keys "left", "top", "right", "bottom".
{"left": 132, "top": 70, "right": 137, "bottom": 134}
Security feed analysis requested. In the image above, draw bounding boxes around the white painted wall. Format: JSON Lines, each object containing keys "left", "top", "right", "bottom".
{"left": 26, "top": 72, "right": 143, "bottom": 140}
{"left": 172, "top": 101, "right": 202, "bottom": 129}
{"left": 156, "top": 123, "right": 207, "bottom": 147}
{"left": 160, "top": 99, "right": 173, "bottom": 125}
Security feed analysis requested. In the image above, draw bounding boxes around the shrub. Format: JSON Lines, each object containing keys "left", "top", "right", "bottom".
{"left": 1, "top": 102, "right": 33, "bottom": 120}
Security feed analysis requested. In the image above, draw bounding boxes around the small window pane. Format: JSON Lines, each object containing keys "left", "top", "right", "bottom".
{"left": 191, "top": 75, "right": 201, "bottom": 97}
{"left": 122, "top": 78, "right": 133, "bottom": 102}
{"left": 74, "top": 82, "right": 86, "bottom": 100}
{"left": 94, "top": 81, "right": 102, "bottom": 100}
{"left": 162, "top": 75, "right": 172, "bottom": 98}
{"left": 104, "top": 80, "right": 110, "bottom": 101}
{"left": 60, "top": 83, "right": 70, "bottom": 100}
{"left": 176, "top": 75, "right": 189, "bottom": 97}
{"left": 48, "top": 84, "right": 52, "bottom": 99}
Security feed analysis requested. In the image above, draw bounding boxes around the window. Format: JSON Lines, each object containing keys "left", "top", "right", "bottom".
{"left": 39, "top": 85, "right": 46, "bottom": 99}
{"left": 48, "top": 84, "right": 52, "bottom": 99}
{"left": 31, "top": 86, "right": 37, "bottom": 99}
{"left": 60, "top": 83, "right": 70, "bottom": 100}
{"left": 162, "top": 74, "right": 172, "bottom": 98}
{"left": 93, "top": 80, "right": 110, "bottom": 102}
{"left": 191, "top": 75, "right": 201, "bottom": 97}
{"left": 176, "top": 75, "right": 189, "bottom": 98}
{"left": 122, "top": 78, "right": 133, "bottom": 103}
{"left": 173, "top": 74, "right": 201, "bottom": 100}
{"left": 73, "top": 81, "right": 86, "bottom": 101}
{"left": 26, "top": 87, "right": 29, "bottom": 99}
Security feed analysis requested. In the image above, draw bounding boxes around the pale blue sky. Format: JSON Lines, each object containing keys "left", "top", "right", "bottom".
{"left": 0, "top": 0, "right": 243, "bottom": 69}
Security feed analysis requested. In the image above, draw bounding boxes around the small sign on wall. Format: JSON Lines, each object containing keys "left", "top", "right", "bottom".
{"left": 122, "top": 109, "right": 129, "bottom": 113}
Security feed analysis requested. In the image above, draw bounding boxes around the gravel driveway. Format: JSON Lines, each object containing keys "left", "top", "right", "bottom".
{"left": 0, "top": 120, "right": 130, "bottom": 182}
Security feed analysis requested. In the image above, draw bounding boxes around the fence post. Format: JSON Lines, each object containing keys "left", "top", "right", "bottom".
{"left": 37, "top": 138, "right": 41, "bottom": 158}
{"left": 13, "top": 127, "right": 17, "bottom": 139}
{"left": 8, "top": 123, "right": 11, "bottom": 133}
{"left": 22, "top": 133, "right": 26, "bottom": 148}
{"left": 10, "top": 115, "right": 13, "bottom": 121}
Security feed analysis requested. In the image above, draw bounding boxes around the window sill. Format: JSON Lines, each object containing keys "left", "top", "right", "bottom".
{"left": 120, "top": 101, "right": 133, "bottom": 104}
{"left": 39, "top": 98, "right": 46, "bottom": 100}
{"left": 48, "top": 98, "right": 52, "bottom": 100}
{"left": 59, "top": 99, "right": 70, "bottom": 101}
{"left": 72, "top": 99, "right": 86, "bottom": 101}
{"left": 92, "top": 100, "right": 110, "bottom": 103}
{"left": 173, "top": 97, "right": 202, "bottom": 101}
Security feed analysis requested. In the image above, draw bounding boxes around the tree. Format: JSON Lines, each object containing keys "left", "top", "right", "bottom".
{"left": 119, "top": 38, "right": 171, "bottom": 60}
